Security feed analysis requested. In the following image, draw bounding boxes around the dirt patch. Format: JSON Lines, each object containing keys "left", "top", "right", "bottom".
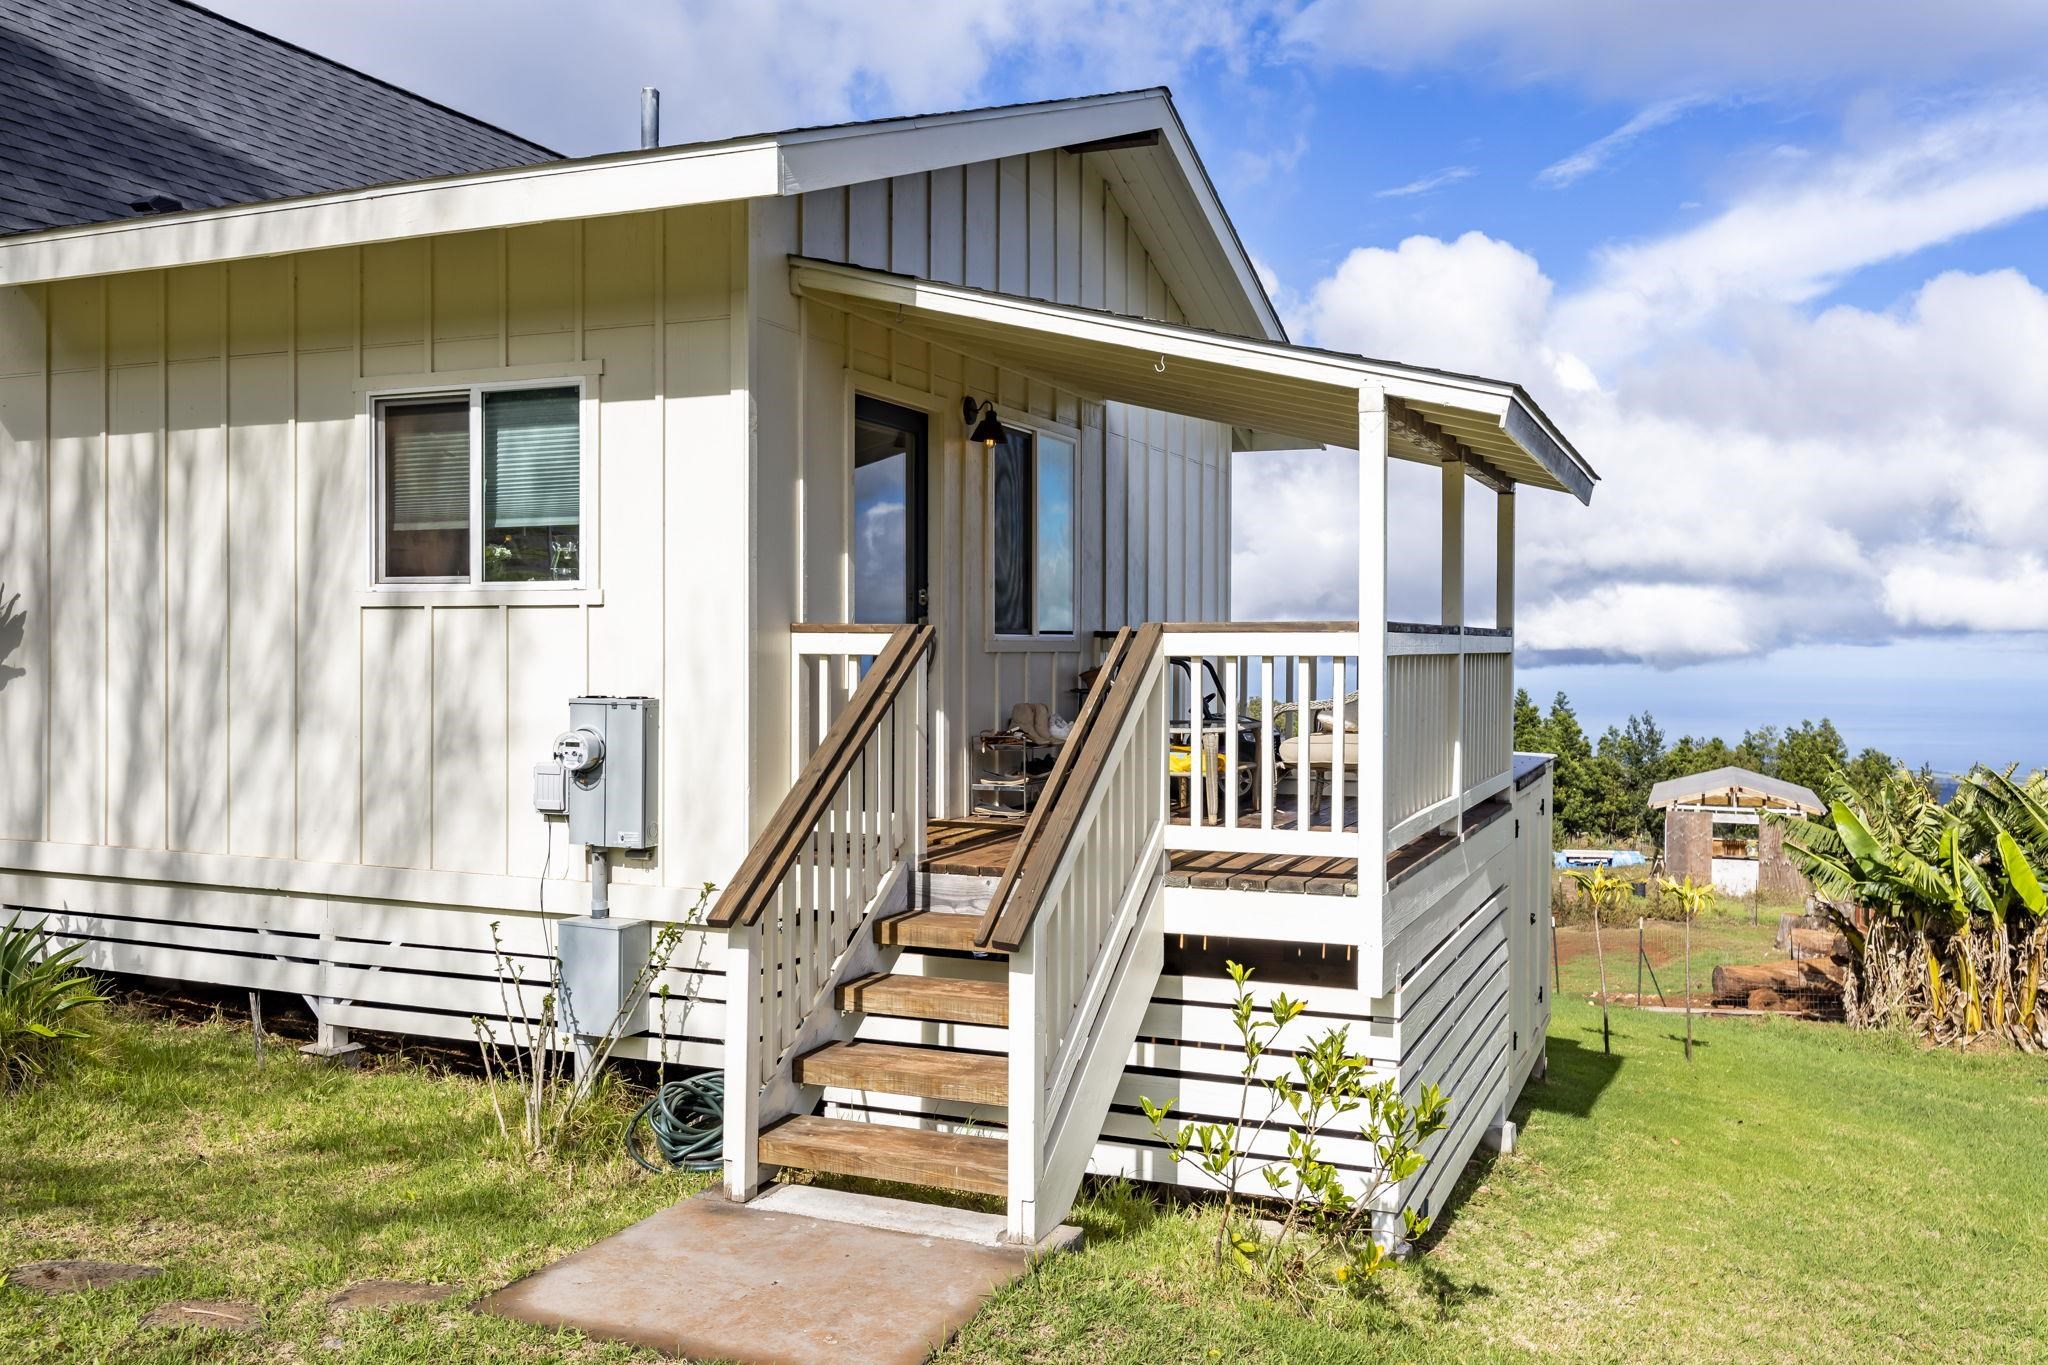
{"left": 329, "top": 1279, "right": 458, "bottom": 1312}
{"left": 6, "top": 1260, "right": 161, "bottom": 1294}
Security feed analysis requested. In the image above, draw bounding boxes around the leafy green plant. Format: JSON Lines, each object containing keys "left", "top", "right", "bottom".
{"left": 1139, "top": 961, "right": 1449, "bottom": 1305}
{"left": 1660, "top": 875, "right": 1715, "bottom": 1062}
{"left": 1778, "top": 764, "right": 2048, "bottom": 1046}
{"left": 471, "top": 885, "right": 713, "bottom": 1159}
{"left": 0, "top": 912, "right": 107, "bottom": 1089}
{"left": 1564, "top": 865, "right": 1631, "bottom": 1053}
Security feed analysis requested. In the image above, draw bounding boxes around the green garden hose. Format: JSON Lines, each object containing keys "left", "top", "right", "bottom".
{"left": 625, "top": 1071, "right": 725, "bottom": 1173}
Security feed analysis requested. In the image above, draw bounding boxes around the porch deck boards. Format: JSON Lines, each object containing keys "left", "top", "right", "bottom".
{"left": 924, "top": 794, "right": 1510, "bottom": 899}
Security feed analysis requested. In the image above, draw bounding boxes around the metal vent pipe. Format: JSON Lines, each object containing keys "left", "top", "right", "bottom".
{"left": 640, "top": 87, "right": 660, "bottom": 150}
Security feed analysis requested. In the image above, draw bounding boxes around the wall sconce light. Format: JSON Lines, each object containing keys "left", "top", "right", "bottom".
{"left": 961, "top": 396, "right": 1007, "bottom": 448}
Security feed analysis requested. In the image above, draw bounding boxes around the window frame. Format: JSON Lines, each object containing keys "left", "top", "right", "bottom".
{"left": 983, "top": 412, "right": 1080, "bottom": 648}
{"left": 363, "top": 374, "right": 598, "bottom": 597}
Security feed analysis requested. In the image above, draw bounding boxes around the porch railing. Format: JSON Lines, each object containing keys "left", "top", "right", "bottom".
{"left": 1157, "top": 621, "right": 1513, "bottom": 859}
{"left": 1162, "top": 624, "right": 1363, "bottom": 856}
{"left": 980, "top": 625, "right": 1170, "bottom": 1244}
{"left": 715, "top": 624, "right": 932, "bottom": 1199}
{"left": 1386, "top": 625, "right": 1513, "bottom": 848}
{"left": 787, "top": 624, "right": 899, "bottom": 780}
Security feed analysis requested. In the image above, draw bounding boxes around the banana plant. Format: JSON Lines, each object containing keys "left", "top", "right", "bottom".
{"left": 1565, "top": 866, "right": 1632, "bottom": 1055}
{"left": 1660, "top": 875, "right": 1715, "bottom": 1063}
{"left": 1995, "top": 821, "right": 2046, "bottom": 1037}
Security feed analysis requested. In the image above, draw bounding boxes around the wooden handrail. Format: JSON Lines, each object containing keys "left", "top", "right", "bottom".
{"left": 977, "top": 623, "right": 1163, "bottom": 951}
{"left": 710, "top": 624, "right": 933, "bottom": 929}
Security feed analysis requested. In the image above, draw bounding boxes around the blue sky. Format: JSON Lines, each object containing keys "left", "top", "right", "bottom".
{"left": 220, "top": 1, "right": 2048, "bottom": 772}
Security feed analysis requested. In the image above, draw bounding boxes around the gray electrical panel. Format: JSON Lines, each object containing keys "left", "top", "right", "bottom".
{"left": 559, "top": 696, "right": 658, "bottom": 849}
{"left": 557, "top": 915, "right": 652, "bottom": 1037}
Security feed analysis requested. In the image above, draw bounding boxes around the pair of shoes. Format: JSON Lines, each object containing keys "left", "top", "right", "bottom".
{"left": 1008, "top": 701, "right": 1070, "bottom": 745}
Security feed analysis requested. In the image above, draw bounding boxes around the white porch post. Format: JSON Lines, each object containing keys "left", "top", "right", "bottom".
{"left": 1358, "top": 385, "right": 1388, "bottom": 987}
{"left": 1440, "top": 458, "right": 1465, "bottom": 627}
{"left": 722, "top": 919, "right": 765, "bottom": 1201}
{"left": 1441, "top": 457, "right": 1465, "bottom": 833}
{"left": 1496, "top": 489, "right": 1515, "bottom": 632}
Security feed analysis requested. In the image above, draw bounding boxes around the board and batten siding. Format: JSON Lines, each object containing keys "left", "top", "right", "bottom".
{"left": 771, "top": 151, "right": 1232, "bottom": 814}
{"left": 0, "top": 206, "right": 753, "bottom": 929}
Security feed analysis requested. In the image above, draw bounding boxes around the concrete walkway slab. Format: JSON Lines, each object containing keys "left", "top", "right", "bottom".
{"left": 473, "top": 1190, "right": 1041, "bottom": 1364}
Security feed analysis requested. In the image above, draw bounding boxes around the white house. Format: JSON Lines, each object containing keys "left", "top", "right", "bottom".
{"left": 0, "top": 3, "right": 1593, "bottom": 1245}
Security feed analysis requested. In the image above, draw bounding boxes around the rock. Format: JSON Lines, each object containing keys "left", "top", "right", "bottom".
{"left": 329, "top": 1279, "right": 459, "bottom": 1312}
{"left": 1747, "top": 988, "right": 1784, "bottom": 1010}
{"left": 139, "top": 1300, "right": 262, "bottom": 1333}
{"left": 6, "top": 1260, "right": 162, "bottom": 1294}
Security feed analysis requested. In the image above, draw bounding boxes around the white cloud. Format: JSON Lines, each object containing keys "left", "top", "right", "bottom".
{"left": 1375, "top": 165, "right": 1474, "bottom": 198}
{"left": 1282, "top": 1, "right": 2048, "bottom": 100}
{"left": 1552, "top": 89, "right": 2048, "bottom": 369}
{"left": 1883, "top": 552, "right": 2048, "bottom": 633}
{"left": 1519, "top": 584, "right": 1764, "bottom": 667}
{"left": 1537, "top": 96, "right": 1715, "bottom": 188}
{"left": 1260, "top": 201, "right": 2048, "bottom": 666}
{"left": 1289, "top": 231, "right": 1554, "bottom": 380}
{"left": 208, "top": 0, "right": 1274, "bottom": 155}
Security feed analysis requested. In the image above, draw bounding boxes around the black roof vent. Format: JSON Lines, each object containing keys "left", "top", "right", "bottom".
{"left": 126, "top": 193, "right": 185, "bottom": 214}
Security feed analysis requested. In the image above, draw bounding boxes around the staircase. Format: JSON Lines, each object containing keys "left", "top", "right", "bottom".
{"left": 715, "top": 625, "right": 1169, "bottom": 1246}
{"left": 760, "top": 899, "right": 1012, "bottom": 1198}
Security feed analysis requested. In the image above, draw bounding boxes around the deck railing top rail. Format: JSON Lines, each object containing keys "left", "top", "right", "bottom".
{"left": 978, "top": 623, "right": 1164, "bottom": 951}
{"left": 710, "top": 623, "right": 933, "bottom": 929}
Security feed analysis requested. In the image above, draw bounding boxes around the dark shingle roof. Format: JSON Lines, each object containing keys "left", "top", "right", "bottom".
{"left": 0, "top": 0, "right": 560, "bottom": 236}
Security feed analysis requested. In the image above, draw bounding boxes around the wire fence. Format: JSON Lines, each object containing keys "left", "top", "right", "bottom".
{"left": 1548, "top": 906, "right": 1847, "bottom": 1020}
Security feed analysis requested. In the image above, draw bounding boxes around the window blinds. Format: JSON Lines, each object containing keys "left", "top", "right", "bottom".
{"left": 384, "top": 399, "right": 469, "bottom": 531}
{"left": 485, "top": 386, "right": 580, "bottom": 529}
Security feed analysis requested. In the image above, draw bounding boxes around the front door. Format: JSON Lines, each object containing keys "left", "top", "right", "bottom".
{"left": 852, "top": 396, "right": 929, "bottom": 625}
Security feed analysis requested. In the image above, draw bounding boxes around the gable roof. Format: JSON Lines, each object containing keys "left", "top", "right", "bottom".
{"left": 0, "top": 85, "right": 1280, "bottom": 339}
{"left": 1647, "top": 767, "right": 1824, "bottom": 814}
{"left": 0, "top": 0, "right": 558, "bottom": 237}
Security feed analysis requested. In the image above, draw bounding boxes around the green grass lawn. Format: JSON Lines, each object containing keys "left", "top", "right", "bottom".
{"left": 6, "top": 973, "right": 2047, "bottom": 1364}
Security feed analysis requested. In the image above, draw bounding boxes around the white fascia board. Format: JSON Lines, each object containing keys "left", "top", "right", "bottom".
{"left": 0, "top": 141, "right": 781, "bottom": 286}
{"left": 1501, "top": 395, "right": 1596, "bottom": 505}
{"left": 773, "top": 91, "right": 1169, "bottom": 194}
{"left": 794, "top": 259, "right": 1598, "bottom": 497}
{"left": 792, "top": 260, "right": 1536, "bottom": 417}
{"left": 1154, "top": 109, "right": 1285, "bottom": 342}
{"left": 794, "top": 258, "right": 1364, "bottom": 389}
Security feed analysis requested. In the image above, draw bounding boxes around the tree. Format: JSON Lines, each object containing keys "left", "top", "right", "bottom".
{"left": 1543, "top": 694, "right": 1600, "bottom": 839}
{"left": 1597, "top": 712, "right": 1667, "bottom": 843}
{"left": 1666, "top": 734, "right": 1735, "bottom": 779}
{"left": 1844, "top": 746, "right": 1900, "bottom": 793}
{"left": 1733, "top": 726, "right": 1781, "bottom": 776}
{"left": 1777, "top": 718, "right": 1850, "bottom": 792}
{"left": 1512, "top": 688, "right": 1544, "bottom": 753}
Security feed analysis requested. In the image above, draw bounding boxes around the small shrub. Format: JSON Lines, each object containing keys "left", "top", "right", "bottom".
{"left": 471, "top": 885, "right": 713, "bottom": 1162}
{"left": 1139, "top": 961, "right": 1449, "bottom": 1307}
{"left": 0, "top": 912, "right": 107, "bottom": 1089}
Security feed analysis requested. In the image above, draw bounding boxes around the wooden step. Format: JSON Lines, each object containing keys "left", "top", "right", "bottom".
{"left": 797, "top": 1040, "right": 1007, "bottom": 1105}
{"left": 758, "top": 1114, "right": 1007, "bottom": 1197}
{"left": 839, "top": 973, "right": 1009, "bottom": 1026}
{"left": 875, "top": 909, "right": 998, "bottom": 953}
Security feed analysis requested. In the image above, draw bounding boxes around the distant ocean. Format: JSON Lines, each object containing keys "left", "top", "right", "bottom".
{"left": 1518, "top": 635, "right": 2048, "bottom": 778}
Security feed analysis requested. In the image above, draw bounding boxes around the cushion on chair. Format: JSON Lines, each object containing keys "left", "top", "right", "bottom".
{"left": 1278, "top": 732, "right": 1359, "bottom": 765}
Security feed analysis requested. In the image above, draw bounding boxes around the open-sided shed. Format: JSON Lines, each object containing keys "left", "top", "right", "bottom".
{"left": 1649, "top": 767, "right": 1822, "bottom": 899}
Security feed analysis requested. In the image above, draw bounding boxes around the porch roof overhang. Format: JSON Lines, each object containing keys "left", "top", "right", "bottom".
{"left": 789, "top": 258, "right": 1596, "bottom": 502}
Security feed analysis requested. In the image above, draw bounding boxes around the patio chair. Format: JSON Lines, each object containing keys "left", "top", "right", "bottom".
{"left": 1270, "top": 689, "right": 1359, "bottom": 818}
